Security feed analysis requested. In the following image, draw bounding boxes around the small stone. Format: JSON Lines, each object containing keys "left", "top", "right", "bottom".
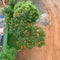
{"left": 36, "top": 13, "right": 49, "bottom": 27}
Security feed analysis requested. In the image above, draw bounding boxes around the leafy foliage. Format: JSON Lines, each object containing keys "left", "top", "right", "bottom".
{"left": 20, "top": 0, "right": 32, "bottom": 2}
{"left": 8, "top": 33, "right": 18, "bottom": 49}
{"left": 3, "top": 0, "right": 45, "bottom": 49}
{"left": 9, "top": 1, "right": 45, "bottom": 49}
{"left": 14, "top": 1, "right": 39, "bottom": 23}
{"left": 0, "top": 47, "right": 16, "bottom": 60}
{"left": 3, "top": 0, "right": 16, "bottom": 23}
{"left": 9, "top": 23, "right": 45, "bottom": 49}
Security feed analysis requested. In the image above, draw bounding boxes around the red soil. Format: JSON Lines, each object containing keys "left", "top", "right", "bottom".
{"left": 16, "top": 0, "right": 60, "bottom": 60}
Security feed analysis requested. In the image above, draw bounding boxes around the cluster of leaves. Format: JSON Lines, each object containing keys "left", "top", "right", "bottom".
{"left": 0, "top": 47, "right": 16, "bottom": 60}
{"left": 20, "top": 0, "right": 32, "bottom": 2}
{"left": 3, "top": 0, "right": 45, "bottom": 49}
{"left": 8, "top": 33, "right": 18, "bottom": 49}
{"left": 3, "top": 0, "right": 17, "bottom": 23}
{"left": 13, "top": 1, "right": 39, "bottom": 23}
{"left": 1, "top": 0, "right": 17, "bottom": 60}
{"left": 8, "top": 1, "right": 45, "bottom": 49}
{"left": 9, "top": 23, "right": 45, "bottom": 49}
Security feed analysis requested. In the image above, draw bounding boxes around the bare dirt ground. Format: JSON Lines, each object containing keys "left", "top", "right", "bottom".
{"left": 16, "top": 0, "right": 60, "bottom": 60}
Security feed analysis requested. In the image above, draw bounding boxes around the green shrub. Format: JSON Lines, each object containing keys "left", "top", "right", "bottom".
{"left": 3, "top": 0, "right": 45, "bottom": 50}
{"left": 0, "top": 47, "right": 16, "bottom": 60}
{"left": 14, "top": 1, "right": 39, "bottom": 23}
{"left": 8, "top": 33, "right": 18, "bottom": 49}
{"left": 9, "top": 24, "right": 45, "bottom": 49}
{"left": 20, "top": 0, "right": 32, "bottom": 2}
{"left": 9, "top": 1, "right": 45, "bottom": 49}
{"left": 3, "top": 0, "right": 16, "bottom": 23}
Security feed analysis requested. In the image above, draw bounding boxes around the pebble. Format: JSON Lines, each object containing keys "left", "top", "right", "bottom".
{"left": 36, "top": 13, "right": 49, "bottom": 27}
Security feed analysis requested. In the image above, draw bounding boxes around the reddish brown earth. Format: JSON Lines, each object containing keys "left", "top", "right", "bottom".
{"left": 16, "top": 0, "right": 60, "bottom": 60}
{"left": 0, "top": 0, "right": 60, "bottom": 60}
